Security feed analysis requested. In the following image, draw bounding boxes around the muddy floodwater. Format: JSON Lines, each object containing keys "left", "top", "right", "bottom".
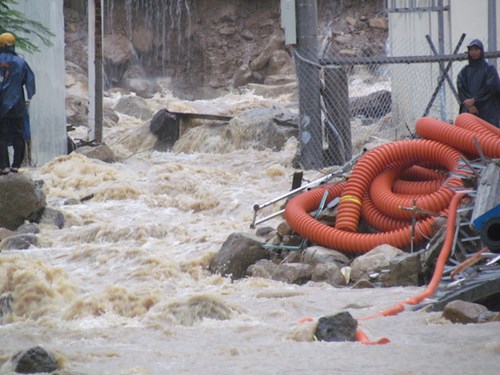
{"left": 1, "top": 91, "right": 499, "bottom": 375}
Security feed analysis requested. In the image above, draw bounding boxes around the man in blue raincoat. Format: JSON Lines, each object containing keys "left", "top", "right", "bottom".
{"left": 0, "top": 32, "right": 36, "bottom": 174}
{"left": 457, "top": 39, "right": 500, "bottom": 127}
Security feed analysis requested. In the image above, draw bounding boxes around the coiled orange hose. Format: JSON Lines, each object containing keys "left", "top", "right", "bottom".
{"left": 416, "top": 117, "right": 500, "bottom": 157}
{"left": 285, "top": 115, "right": 499, "bottom": 254}
{"left": 289, "top": 115, "right": 499, "bottom": 344}
{"left": 285, "top": 140, "right": 464, "bottom": 253}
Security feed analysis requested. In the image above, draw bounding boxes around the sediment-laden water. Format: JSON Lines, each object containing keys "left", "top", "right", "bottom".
{"left": 0, "top": 90, "right": 499, "bottom": 375}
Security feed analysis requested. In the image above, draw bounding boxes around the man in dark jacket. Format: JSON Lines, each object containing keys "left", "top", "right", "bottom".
{"left": 457, "top": 39, "right": 500, "bottom": 127}
{"left": 0, "top": 32, "right": 36, "bottom": 174}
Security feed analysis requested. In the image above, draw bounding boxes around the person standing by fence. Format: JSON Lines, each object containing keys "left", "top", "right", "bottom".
{"left": 0, "top": 32, "right": 36, "bottom": 174}
{"left": 457, "top": 39, "right": 500, "bottom": 127}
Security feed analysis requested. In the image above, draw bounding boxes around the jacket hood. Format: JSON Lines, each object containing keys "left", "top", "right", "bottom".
{"left": 467, "top": 39, "right": 484, "bottom": 50}
{"left": 467, "top": 39, "right": 485, "bottom": 61}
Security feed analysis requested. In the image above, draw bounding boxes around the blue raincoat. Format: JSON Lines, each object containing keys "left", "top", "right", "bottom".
{"left": 457, "top": 39, "right": 500, "bottom": 127}
{"left": 0, "top": 46, "right": 36, "bottom": 139}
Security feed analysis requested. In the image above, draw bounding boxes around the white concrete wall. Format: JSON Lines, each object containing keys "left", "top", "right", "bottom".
{"left": 11, "top": 0, "right": 67, "bottom": 167}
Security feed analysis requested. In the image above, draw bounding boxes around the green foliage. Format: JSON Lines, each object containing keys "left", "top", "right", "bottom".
{"left": 0, "top": 0, "right": 54, "bottom": 53}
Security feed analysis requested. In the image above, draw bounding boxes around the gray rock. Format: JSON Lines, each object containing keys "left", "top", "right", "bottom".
{"left": 75, "top": 144, "right": 117, "bottom": 163}
{"left": 247, "top": 259, "right": 278, "bottom": 279}
{"left": 16, "top": 223, "right": 40, "bottom": 235}
{"left": 0, "top": 174, "right": 46, "bottom": 231}
{"left": 383, "top": 251, "right": 422, "bottom": 287}
{"left": 302, "top": 246, "right": 350, "bottom": 267}
{"left": 209, "top": 232, "right": 269, "bottom": 280}
{"left": 150, "top": 109, "right": 180, "bottom": 151}
{"left": 272, "top": 263, "right": 313, "bottom": 285}
{"left": 281, "top": 234, "right": 303, "bottom": 247}
{"left": 0, "top": 227, "right": 16, "bottom": 240}
{"left": 37, "top": 207, "right": 65, "bottom": 229}
{"left": 442, "top": 300, "right": 489, "bottom": 324}
{"left": 351, "top": 279, "right": 375, "bottom": 289}
{"left": 255, "top": 226, "right": 275, "bottom": 239}
{"left": 315, "top": 312, "right": 358, "bottom": 342}
{"left": 249, "top": 34, "right": 285, "bottom": 71}
{"left": 114, "top": 95, "right": 153, "bottom": 121}
{"left": 350, "top": 90, "right": 392, "bottom": 119}
{"left": 312, "top": 263, "right": 346, "bottom": 286}
{"left": 350, "top": 244, "right": 404, "bottom": 282}
{"left": 276, "top": 221, "right": 293, "bottom": 237}
{"left": 0, "top": 234, "right": 39, "bottom": 251}
{"left": 12, "top": 346, "right": 58, "bottom": 374}
{"left": 477, "top": 311, "right": 500, "bottom": 323}
{"left": 0, "top": 292, "right": 13, "bottom": 318}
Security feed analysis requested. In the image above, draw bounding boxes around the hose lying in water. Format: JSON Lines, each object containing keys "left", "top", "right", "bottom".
{"left": 353, "top": 191, "right": 471, "bottom": 344}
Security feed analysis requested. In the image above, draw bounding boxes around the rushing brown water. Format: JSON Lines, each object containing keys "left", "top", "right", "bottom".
{"left": 1, "top": 90, "right": 499, "bottom": 375}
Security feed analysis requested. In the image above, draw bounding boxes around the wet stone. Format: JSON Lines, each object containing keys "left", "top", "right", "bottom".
{"left": 0, "top": 234, "right": 39, "bottom": 251}
{"left": 442, "top": 300, "right": 489, "bottom": 324}
{"left": 209, "top": 232, "right": 269, "bottom": 280}
{"left": 272, "top": 263, "right": 313, "bottom": 285}
{"left": 16, "top": 223, "right": 40, "bottom": 235}
{"left": 255, "top": 226, "right": 276, "bottom": 239}
{"left": 13, "top": 346, "right": 58, "bottom": 374}
{"left": 315, "top": 311, "right": 358, "bottom": 342}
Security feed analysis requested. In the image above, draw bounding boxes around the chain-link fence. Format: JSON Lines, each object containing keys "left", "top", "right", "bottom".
{"left": 293, "top": 34, "right": 499, "bottom": 170}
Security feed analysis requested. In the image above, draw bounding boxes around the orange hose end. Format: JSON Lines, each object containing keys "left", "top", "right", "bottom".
{"left": 355, "top": 329, "right": 391, "bottom": 345}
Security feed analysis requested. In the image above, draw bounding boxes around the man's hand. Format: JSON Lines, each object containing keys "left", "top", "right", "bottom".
{"left": 469, "top": 105, "right": 479, "bottom": 115}
{"left": 463, "top": 98, "right": 476, "bottom": 108}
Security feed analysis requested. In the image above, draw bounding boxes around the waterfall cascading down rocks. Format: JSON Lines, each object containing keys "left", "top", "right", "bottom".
{"left": 104, "top": 0, "right": 192, "bottom": 83}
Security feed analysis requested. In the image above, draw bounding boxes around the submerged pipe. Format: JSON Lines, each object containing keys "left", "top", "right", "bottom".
{"left": 359, "top": 191, "right": 470, "bottom": 321}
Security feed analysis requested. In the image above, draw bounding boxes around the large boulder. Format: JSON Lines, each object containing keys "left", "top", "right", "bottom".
{"left": 0, "top": 175, "right": 46, "bottom": 231}
{"left": 150, "top": 109, "right": 180, "bottom": 151}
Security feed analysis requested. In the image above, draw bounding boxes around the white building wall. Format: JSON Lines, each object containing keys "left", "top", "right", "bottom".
{"left": 12, "top": 0, "right": 67, "bottom": 167}
{"left": 388, "top": 0, "right": 498, "bottom": 127}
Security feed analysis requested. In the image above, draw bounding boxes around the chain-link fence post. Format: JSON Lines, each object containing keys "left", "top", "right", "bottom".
{"left": 323, "top": 65, "right": 351, "bottom": 165}
{"left": 295, "top": 0, "right": 323, "bottom": 170}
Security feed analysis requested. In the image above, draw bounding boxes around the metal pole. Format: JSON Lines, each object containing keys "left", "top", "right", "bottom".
{"left": 87, "top": 0, "right": 95, "bottom": 142}
{"left": 295, "top": 0, "right": 323, "bottom": 170}
{"left": 437, "top": 0, "right": 447, "bottom": 120}
{"left": 94, "top": 0, "right": 103, "bottom": 143}
{"left": 488, "top": 0, "right": 497, "bottom": 68}
{"left": 88, "top": 0, "right": 103, "bottom": 143}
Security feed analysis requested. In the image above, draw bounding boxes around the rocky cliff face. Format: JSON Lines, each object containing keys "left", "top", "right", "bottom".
{"left": 64, "top": 0, "right": 386, "bottom": 99}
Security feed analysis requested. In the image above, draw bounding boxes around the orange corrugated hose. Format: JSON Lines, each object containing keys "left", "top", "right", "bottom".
{"left": 284, "top": 140, "right": 464, "bottom": 253}
{"left": 359, "top": 191, "right": 469, "bottom": 321}
{"left": 285, "top": 115, "right": 500, "bottom": 254}
{"left": 290, "top": 115, "right": 499, "bottom": 344}
{"left": 334, "top": 139, "right": 464, "bottom": 233}
{"left": 286, "top": 114, "right": 500, "bottom": 344}
{"left": 285, "top": 179, "right": 436, "bottom": 253}
{"left": 455, "top": 112, "right": 500, "bottom": 138}
{"left": 416, "top": 117, "right": 500, "bottom": 157}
